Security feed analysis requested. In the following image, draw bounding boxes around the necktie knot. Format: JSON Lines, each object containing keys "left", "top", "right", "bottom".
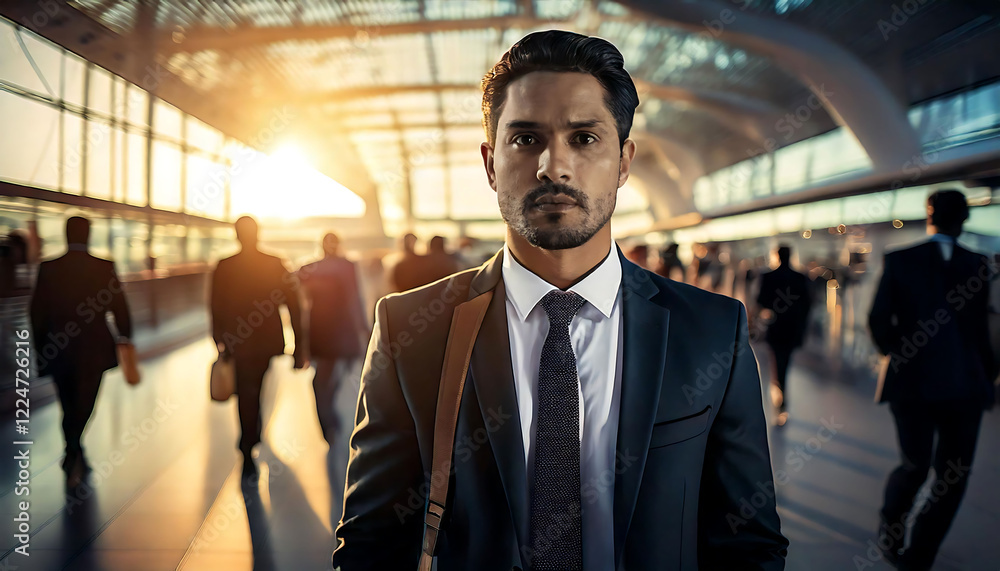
{"left": 540, "top": 290, "right": 585, "bottom": 325}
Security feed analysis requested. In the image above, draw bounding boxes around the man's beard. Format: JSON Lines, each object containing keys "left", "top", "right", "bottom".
{"left": 499, "top": 181, "right": 615, "bottom": 250}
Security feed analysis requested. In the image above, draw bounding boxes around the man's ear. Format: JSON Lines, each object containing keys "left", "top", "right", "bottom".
{"left": 618, "top": 138, "right": 637, "bottom": 188}
{"left": 481, "top": 142, "right": 497, "bottom": 191}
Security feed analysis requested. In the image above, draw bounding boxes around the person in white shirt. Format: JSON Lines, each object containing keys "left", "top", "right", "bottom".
{"left": 334, "top": 30, "right": 787, "bottom": 571}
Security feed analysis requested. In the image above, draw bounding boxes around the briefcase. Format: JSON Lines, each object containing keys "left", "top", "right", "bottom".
{"left": 210, "top": 355, "right": 236, "bottom": 401}
{"left": 116, "top": 341, "right": 141, "bottom": 386}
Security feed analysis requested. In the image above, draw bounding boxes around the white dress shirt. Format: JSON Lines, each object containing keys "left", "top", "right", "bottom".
{"left": 501, "top": 242, "right": 623, "bottom": 570}
{"left": 929, "top": 233, "right": 957, "bottom": 262}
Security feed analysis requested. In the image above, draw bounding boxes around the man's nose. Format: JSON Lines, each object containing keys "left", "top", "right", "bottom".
{"left": 537, "top": 143, "right": 572, "bottom": 183}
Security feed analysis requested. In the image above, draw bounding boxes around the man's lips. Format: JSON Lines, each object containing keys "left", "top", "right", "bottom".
{"left": 532, "top": 194, "right": 578, "bottom": 213}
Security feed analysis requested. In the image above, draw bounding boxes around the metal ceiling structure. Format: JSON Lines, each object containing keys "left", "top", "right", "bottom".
{"left": 3, "top": 0, "right": 999, "bottom": 237}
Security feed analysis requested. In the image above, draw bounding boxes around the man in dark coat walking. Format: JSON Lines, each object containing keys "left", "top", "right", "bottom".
{"left": 30, "top": 216, "right": 133, "bottom": 487}
{"left": 211, "top": 216, "right": 305, "bottom": 477}
{"left": 869, "top": 189, "right": 998, "bottom": 569}
{"left": 756, "top": 245, "right": 812, "bottom": 426}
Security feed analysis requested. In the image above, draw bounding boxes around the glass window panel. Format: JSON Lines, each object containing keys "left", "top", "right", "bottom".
{"left": 86, "top": 120, "right": 113, "bottom": 199}
{"left": 449, "top": 165, "right": 498, "bottom": 219}
{"left": 63, "top": 55, "right": 86, "bottom": 107}
{"left": 773, "top": 143, "right": 810, "bottom": 193}
{"left": 125, "top": 131, "right": 147, "bottom": 206}
{"left": 62, "top": 112, "right": 84, "bottom": 194}
{"left": 88, "top": 216, "right": 112, "bottom": 260}
{"left": 412, "top": 167, "right": 447, "bottom": 218}
{"left": 87, "top": 66, "right": 113, "bottom": 116}
{"left": 0, "top": 92, "right": 60, "bottom": 190}
{"left": 153, "top": 100, "right": 183, "bottom": 140}
{"left": 186, "top": 154, "right": 228, "bottom": 219}
{"left": 151, "top": 141, "right": 182, "bottom": 210}
{"left": 126, "top": 85, "right": 149, "bottom": 127}
{"left": 185, "top": 116, "right": 224, "bottom": 155}
{"left": 0, "top": 22, "right": 60, "bottom": 95}
{"left": 113, "top": 127, "right": 126, "bottom": 202}
{"left": 113, "top": 78, "right": 127, "bottom": 121}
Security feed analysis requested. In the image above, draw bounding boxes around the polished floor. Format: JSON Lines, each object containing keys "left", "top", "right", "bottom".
{"left": 0, "top": 334, "right": 998, "bottom": 570}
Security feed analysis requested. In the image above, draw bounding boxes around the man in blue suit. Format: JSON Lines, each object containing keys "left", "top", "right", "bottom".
{"left": 334, "top": 31, "right": 787, "bottom": 570}
{"left": 869, "top": 189, "right": 998, "bottom": 570}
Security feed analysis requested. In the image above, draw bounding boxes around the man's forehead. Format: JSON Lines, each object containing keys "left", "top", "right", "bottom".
{"left": 498, "top": 71, "right": 612, "bottom": 128}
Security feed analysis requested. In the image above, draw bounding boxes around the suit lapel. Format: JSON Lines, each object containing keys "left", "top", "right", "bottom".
{"left": 467, "top": 251, "right": 529, "bottom": 552}
{"left": 614, "top": 255, "right": 670, "bottom": 566}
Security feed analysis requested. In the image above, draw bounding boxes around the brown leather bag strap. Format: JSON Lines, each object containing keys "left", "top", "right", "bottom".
{"left": 418, "top": 290, "right": 494, "bottom": 571}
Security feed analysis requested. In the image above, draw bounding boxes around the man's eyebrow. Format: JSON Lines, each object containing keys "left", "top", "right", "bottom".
{"left": 505, "top": 120, "right": 543, "bottom": 130}
{"left": 503, "top": 119, "right": 607, "bottom": 130}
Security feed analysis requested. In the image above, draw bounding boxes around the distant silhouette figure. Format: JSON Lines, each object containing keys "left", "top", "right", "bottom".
{"left": 29, "top": 216, "right": 133, "bottom": 487}
{"left": 756, "top": 245, "right": 811, "bottom": 425}
{"left": 298, "top": 233, "right": 367, "bottom": 443}
{"left": 421, "top": 235, "right": 461, "bottom": 285}
{"left": 625, "top": 243, "right": 649, "bottom": 268}
{"left": 389, "top": 233, "right": 424, "bottom": 292}
{"left": 210, "top": 216, "right": 305, "bottom": 478}
{"left": 0, "top": 232, "right": 29, "bottom": 296}
{"left": 654, "top": 243, "right": 685, "bottom": 281}
{"left": 869, "top": 189, "right": 998, "bottom": 569}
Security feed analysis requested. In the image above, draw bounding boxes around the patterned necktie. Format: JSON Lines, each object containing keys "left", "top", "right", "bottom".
{"left": 529, "top": 290, "right": 586, "bottom": 570}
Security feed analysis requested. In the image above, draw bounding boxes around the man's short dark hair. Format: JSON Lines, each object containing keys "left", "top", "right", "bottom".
{"left": 66, "top": 216, "right": 90, "bottom": 245}
{"left": 481, "top": 30, "right": 639, "bottom": 150}
{"left": 927, "top": 189, "right": 969, "bottom": 229}
{"left": 777, "top": 245, "right": 792, "bottom": 265}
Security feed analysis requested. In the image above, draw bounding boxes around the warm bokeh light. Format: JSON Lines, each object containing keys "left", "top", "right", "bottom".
{"left": 230, "top": 145, "right": 366, "bottom": 221}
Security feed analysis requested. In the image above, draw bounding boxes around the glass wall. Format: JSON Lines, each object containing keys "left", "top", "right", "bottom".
{"left": 0, "top": 16, "right": 230, "bottom": 220}
{"left": 693, "top": 79, "right": 1000, "bottom": 213}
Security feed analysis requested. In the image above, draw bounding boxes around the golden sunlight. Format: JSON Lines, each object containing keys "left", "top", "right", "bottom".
{"left": 229, "top": 145, "right": 366, "bottom": 220}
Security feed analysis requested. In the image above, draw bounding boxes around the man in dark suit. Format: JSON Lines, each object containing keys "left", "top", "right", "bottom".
{"left": 210, "top": 216, "right": 305, "bottom": 477}
{"left": 756, "top": 245, "right": 812, "bottom": 426}
{"left": 298, "top": 232, "right": 368, "bottom": 443}
{"left": 869, "top": 189, "right": 998, "bottom": 570}
{"left": 30, "top": 216, "right": 133, "bottom": 487}
{"left": 333, "top": 31, "right": 786, "bottom": 570}
{"left": 389, "top": 233, "right": 425, "bottom": 293}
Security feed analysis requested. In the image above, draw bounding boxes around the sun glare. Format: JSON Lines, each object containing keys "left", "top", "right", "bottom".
{"left": 230, "top": 145, "right": 366, "bottom": 220}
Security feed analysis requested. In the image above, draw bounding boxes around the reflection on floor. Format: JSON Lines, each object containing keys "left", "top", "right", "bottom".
{"left": 0, "top": 336, "right": 997, "bottom": 570}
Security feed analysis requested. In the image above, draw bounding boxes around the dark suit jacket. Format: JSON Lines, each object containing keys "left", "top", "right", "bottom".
{"left": 334, "top": 249, "right": 787, "bottom": 570}
{"left": 210, "top": 249, "right": 302, "bottom": 359}
{"left": 29, "top": 250, "right": 132, "bottom": 378}
{"left": 298, "top": 256, "right": 366, "bottom": 360}
{"left": 869, "top": 240, "right": 997, "bottom": 405}
{"left": 756, "top": 265, "right": 812, "bottom": 349}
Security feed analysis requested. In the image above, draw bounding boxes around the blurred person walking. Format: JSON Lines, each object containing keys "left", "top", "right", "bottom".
{"left": 755, "top": 245, "right": 811, "bottom": 426}
{"left": 421, "top": 235, "right": 461, "bottom": 285}
{"left": 211, "top": 216, "right": 305, "bottom": 478}
{"left": 298, "top": 233, "right": 368, "bottom": 443}
{"left": 29, "top": 216, "right": 133, "bottom": 487}
{"left": 869, "top": 189, "right": 998, "bottom": 569}
{"left": 388, "top": 232, "right": 424, "bottom": 293}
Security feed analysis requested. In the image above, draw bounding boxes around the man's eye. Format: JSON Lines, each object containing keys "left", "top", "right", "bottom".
{"left": 513, "top": 134, "right": 535, "bottom": 145}
{"left": 574, "top": 133, "right": 597, "bottom": 144}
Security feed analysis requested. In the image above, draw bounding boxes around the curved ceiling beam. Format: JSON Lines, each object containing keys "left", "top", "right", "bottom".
{"left": 160, "top": 16, "right": 569, "bottom": 54}
{"left": 619, "top": 0, "right": 922, "bottom": 174}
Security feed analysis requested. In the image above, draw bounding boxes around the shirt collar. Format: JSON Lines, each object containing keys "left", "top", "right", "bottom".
{"left": 929, "top": 233, "right": 958, "bottom": 244}
{"left": 501, "top": 242, "right": 621, "bottom": 323}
